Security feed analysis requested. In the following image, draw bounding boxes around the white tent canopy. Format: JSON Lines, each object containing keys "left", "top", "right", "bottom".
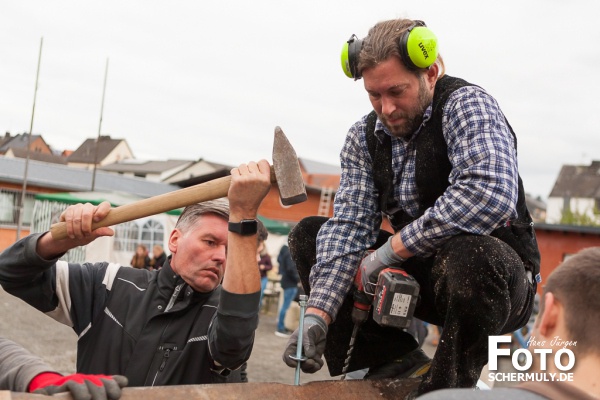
{"left": 32, "top": 191, "right": 178, "bottom": 265}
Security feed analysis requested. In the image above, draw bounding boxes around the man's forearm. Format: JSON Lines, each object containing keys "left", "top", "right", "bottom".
{"left": 221, "top": 211, "right": 261, "bottom": 294}
{"left": 209, "top": 289, "right": 260, "bottom": 369}
{"left": 35, "top": 232, "right": 70, "bottom": 260}
{"left": 0, "top": 234, "right": 54, "bottom": 285}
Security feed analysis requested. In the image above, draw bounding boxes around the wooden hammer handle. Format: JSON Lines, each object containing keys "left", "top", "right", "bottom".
{"left": 50, "top": 175, "right": 233, "bottom": 240}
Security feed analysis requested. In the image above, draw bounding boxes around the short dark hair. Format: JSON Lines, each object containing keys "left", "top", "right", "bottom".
{"left": 543, "top": 247, "right": 600, "bottom": 357}
{"left": 257, "top": 220, "right": 268, "bottom": 243}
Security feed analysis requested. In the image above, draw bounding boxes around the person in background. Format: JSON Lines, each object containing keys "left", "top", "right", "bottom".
{"left": 149, "top": 244, "right": 167, "bottom": 271}
{"left": 0, "top": 336, "right": 127, "bottom": 400}
{"left": 274, "top": 241, "right": 300, "bottom": 337}
{"left": 130, "top": 244, "right": 150, "bottom": 269}
{"left": 0, "top": 160, "right": 272, "bottom": 386}
{"left": 257, "top": 238, "right": 273, "bottom": 307}
{"left": 420, "top": 246, "right": 600, "bottom": 400}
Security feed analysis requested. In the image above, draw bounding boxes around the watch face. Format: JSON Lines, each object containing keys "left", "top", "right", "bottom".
{"left": 240, "top": 220, "right": 258, "bottom": 235}
{"left": 229, "top": 219, "right": 258, "bottom": 236}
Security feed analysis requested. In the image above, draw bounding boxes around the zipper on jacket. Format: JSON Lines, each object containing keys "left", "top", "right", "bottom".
{"left": 158, "top": 343, "right": 177, "bottom": 371}
{"left": 151, "top": 343, "right": 178, "bottom": 386}
{"left": 164, "top": 283, "right": 185, "bottom": 312}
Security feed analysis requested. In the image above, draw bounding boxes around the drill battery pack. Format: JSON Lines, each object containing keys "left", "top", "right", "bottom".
{"left": 372, "top": 267, "right": 420, "bottom": 329}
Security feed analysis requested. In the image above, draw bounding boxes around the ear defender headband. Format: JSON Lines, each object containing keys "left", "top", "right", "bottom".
{"left": 340, "top": 20, "right": 438, "bottom": 80}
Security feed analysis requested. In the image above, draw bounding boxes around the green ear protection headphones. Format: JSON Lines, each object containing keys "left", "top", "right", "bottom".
{"left": 341, "top": 20, "right": 438, "bottom": 80}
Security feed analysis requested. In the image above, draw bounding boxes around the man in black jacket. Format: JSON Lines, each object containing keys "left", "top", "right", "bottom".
{"left": 0, "top": 160, "right": 271, "bottom": 387}
{"left": 282, "top": 18, "right": 540, "bottom": 398}
{"left": 274, "top": 242, "right": 300, "bottom": 337}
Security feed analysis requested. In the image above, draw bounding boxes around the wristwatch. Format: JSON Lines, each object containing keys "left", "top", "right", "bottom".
{"left": 228, "top": 219, "right": 258, "bottom": 236}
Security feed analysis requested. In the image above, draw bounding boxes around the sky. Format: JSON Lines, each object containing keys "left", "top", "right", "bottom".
{"left": 1, "top": 0, "right": 599, "bottom": 200}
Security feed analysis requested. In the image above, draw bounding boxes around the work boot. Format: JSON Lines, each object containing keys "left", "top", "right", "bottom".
{"left": 364, "top": 348, "right": 431, "bottom": 380}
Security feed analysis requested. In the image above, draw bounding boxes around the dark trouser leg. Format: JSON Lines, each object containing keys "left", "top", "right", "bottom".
{"left": 289, "top": 217, "right": 418, "bottom": 376}
{"left": 289, "top": 219, "right": 533, "bottom": 386}
{"left": 410, "top": 234, "right": 534, "bottom": 394}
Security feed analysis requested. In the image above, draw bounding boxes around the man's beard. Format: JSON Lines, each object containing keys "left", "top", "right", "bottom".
{"left": 378, "top": 76, "right": 432, "bottom": 139}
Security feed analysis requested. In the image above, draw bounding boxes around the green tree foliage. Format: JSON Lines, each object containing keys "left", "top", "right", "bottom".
{"left": 560, "top": 207, "right": 600, "bottom": 226}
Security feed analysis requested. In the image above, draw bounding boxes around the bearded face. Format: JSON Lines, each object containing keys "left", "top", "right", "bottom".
{"left": 363, "top": 57, "right": 435, "bottom": 139}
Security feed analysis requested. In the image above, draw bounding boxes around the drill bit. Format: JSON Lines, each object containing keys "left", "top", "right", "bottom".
{"left": 341, "top": 323, "right": 360, "bottom": 380}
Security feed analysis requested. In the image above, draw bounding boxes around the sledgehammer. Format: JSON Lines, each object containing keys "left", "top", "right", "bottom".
{"left": 50, "top": 127, "right": 307, "bottom": 240}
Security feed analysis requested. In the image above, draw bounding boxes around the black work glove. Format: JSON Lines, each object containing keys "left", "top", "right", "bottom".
{"left": 359, "top": 236, "right": 406, "bottom": 298}
{"left": 30, "top": 372, "right": 128, "bottom": 400}
{"left": 282, "top": 313, "right": 328, "bottom": 373}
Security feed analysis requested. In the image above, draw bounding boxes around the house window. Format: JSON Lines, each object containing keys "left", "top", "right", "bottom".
{"left": 113, "top": 219, "right": 164, "bottom": 252}
{"left": 0, "top": 191, "right": 14, "bottom": 223}
{"left": 0, "top": 189, "right": 35, "bottom": 226}
{"left": 113, "top": 221, "right": 140, "bottom": 252}
{"left": 140, "top": 219, "right": 164, "bottom": 250}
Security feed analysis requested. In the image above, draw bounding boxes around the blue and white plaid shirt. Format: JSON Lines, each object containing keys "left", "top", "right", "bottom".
{"left": 309, "top": 85, "right": 519, "bottom": 318}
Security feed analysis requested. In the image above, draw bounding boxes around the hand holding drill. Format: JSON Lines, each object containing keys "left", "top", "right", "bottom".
{"left": 359, "top": 236, "right": 406, "bottom": 299}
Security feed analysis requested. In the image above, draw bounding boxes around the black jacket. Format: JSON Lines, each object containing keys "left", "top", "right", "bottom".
{"left": 0, "top": 234, "right": 259, "bottom": 387}
{"left": 277, "top": 245, "right": 300, "bottom": 289}
{"left": 367, "top": 75, "right": 540, "bottom": 288}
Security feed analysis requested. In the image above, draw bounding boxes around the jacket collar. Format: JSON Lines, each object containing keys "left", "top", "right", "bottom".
{"left": 157, "top": 258, "right": 217, "bottom": 307}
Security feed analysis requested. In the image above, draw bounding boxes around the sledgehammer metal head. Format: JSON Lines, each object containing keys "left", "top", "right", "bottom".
{"left": 273, "top": 126, "right": 307, "bottom": 206}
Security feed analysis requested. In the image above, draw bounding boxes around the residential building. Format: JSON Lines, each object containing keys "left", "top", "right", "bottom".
{"left": 0, "top": 132, "right": 53, "bottom": 156}
{"left": 67, "top": 135, "right": 134, "bottom": 169}
{"left": 100, "top": 159, "right": 193, "bottom": 182}
{"left": 162, "top": 159, "right": 232, "bottom": 185}
{"left": 525, "top": 193, "right": 547, "bottom": 224}
{"left": 3, "top": 147, "right": 67, "bottom": 164}
{"left": 546, "top": 161, "right": 600, "bottom": 224}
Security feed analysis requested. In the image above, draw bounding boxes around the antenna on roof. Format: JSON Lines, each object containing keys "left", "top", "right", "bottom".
{"left": 16, "top": 37, "right": 43, "bottom": 241}
{"left": 91, "top": 58, "right": 109, "bottom": 191}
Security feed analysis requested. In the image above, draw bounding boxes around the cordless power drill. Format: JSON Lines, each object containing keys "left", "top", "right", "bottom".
{"left": 341, "top": 263, "right": 420, "bottom": 378}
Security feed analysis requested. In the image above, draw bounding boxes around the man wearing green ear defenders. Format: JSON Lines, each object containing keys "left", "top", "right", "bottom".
{"left": 282, "top": 17, "right": 540, "bottom": 398}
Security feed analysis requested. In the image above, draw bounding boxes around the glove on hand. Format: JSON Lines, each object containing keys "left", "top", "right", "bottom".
{"left": 282, "top": 314, "right": 328, "bottom": 373}
{"left": 29, "top": 372, "right": 128, "bottom": 400}
{"left": 360, "top": 236, "right": 405, "bottom": 297}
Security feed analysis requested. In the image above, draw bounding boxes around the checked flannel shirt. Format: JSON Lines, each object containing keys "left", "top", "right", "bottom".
{"left": 309, "top": 85, "right": 520, "bottom": 319}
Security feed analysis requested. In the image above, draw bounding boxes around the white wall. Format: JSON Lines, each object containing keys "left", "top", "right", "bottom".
{"left": 546, "top": 196, "right": 599, "bottom": 224}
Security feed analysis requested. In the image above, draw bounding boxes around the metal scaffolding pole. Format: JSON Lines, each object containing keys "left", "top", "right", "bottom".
{"left": 16, "top": 37, "right": 43, "bottom": 241}
{"left": 91, "top": 58, "right": 109, "bottom": 191}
